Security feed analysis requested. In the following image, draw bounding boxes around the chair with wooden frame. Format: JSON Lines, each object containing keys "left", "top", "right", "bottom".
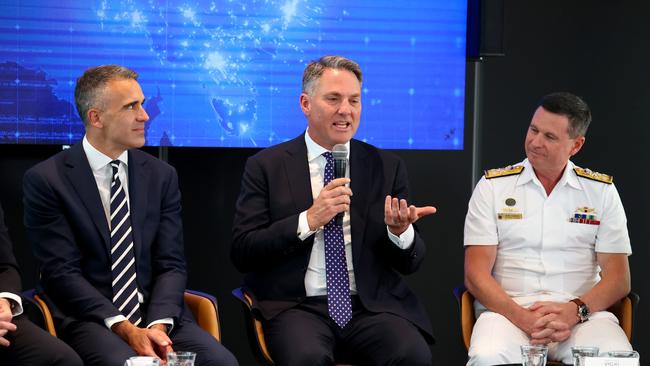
{"left": 24, "top": 289, "right": 222, "bottom": 341}
{"left": 232, "top": 287, "right": 354, "bottom": 366}
{"left": 453, "top": 286, "right": 639, "bottom": 355}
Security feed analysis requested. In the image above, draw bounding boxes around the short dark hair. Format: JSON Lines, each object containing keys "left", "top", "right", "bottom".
{"left": 302, "top": 55, "right": 362, "bottom": 95}
{"left": 538, "top": 92, "right": 591, "bottom": 138}
{"left": 74, "top": 65, "right": 138, "bottom": 125}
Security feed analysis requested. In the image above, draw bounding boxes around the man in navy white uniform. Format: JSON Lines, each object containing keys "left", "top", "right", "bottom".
{"left": 463, "top": 92, "right": 633, "bottom": 366}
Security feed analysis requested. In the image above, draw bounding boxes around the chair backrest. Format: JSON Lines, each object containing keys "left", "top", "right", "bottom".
{"left": 453, "top": 287, "right": 475, "bottom": 351}
{"left": 26, "top": 289, "right": 221, "bottom": 341}
{"left": 606, "top": 292, "right": 639, "bottom": 341}
{"left": 183, "top": 290, "right": 221, "bottom": 342}
{"left": 21, "top": 289, "right": 57, "bottom": 337}
{"left": 231, "top": 287, "right": 275, "bottom": 365}
{"left": 453, "top": 286, "right": 638, "bottom": 352}
{"left": 232, "top": 287, "right": 354, "bottom": 366}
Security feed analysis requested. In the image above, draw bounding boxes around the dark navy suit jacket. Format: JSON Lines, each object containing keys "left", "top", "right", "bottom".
{"left": 0, "top": 202, "right": 21, "bottom": 298}
{"left": 23, "top": 143, "right": 187, "bottom": 329}
{"left": 231, "top": 134, "right": 434, "bottom": 342}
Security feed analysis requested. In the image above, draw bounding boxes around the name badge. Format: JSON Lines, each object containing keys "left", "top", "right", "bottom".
{"left": 584, "top": 357, "right": 639, "bottom": 366}
{"left": 497, "top": 213, "right": 523, "bottom": 220}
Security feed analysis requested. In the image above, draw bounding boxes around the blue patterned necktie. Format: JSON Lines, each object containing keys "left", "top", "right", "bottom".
{"left": 109, "top": 160, "right": 142, "bottom": 326}
{"left": 322, "top": 152, "right": 353, "bottom": 328}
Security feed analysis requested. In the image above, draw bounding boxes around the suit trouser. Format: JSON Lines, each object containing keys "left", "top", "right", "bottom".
{"left": 62, "top": 317, "right": 238, "bottom": 366}
{"left": 263, "top": 295, "right": 432, "bottom": 366}
{"left": 467, "top": 311, "right": 632, "bottom": 366}
{"left": 0, "top": 314, "right": 82, "bottom": 366}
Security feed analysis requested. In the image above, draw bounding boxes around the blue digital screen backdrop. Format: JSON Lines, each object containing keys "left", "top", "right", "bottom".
{"left": 0, "top": 0, "right": 466, "bottom": 149}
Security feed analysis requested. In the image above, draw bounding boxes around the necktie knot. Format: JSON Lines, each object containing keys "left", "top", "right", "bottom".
{"left": 322, "top": 152, "right": 334, "bottom": 185}
{"left": 110, "top": 160, "right": 120, "bottom": 180}
{"left": 322, "top": 151, "right": 334, "bottom": 164}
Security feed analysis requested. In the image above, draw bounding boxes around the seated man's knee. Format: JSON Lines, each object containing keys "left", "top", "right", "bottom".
{"left": 50, "top": 347, "right": 83, "bottom": 366}
{"left": 468, "top": 346, "right": 513, "bottom": 366}
{"left": 389, "top": 336, "right": 432, "bottom": 366}
{"left": 274, "top": 348, "right": 333, "bottom": 366}
{"left": 197, "top": 345, "right": 239, "bottom": 366}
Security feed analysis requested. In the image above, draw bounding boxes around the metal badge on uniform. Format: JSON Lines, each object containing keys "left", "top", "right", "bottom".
{"left": 498, "top": 198, "right": 522, "bottom": 220}
{"left": 568, "top": 207, "right": 600, "bottom": 225}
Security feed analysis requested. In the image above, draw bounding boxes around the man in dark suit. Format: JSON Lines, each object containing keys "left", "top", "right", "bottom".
{"left": 23, "top": 65, "right": 237, "bottom": 366}
{"left": 0, "top": 201, "right": 82, "bottom": 366}
{"left": 232, "top": 55, "right": 436, "bottom": 366}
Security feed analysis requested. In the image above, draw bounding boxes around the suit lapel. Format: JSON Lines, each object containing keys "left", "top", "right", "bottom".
{"left": 283, "top": 135, "right": 313, "bottom": 212}
{"left": 63, "top": 143, "right": 110, "bottom": 249}
{"left": 349, "top": 140, "right": 371, "bottom": 262}
{"left": 127, "top": 150, "right": 149, "bottom": 258}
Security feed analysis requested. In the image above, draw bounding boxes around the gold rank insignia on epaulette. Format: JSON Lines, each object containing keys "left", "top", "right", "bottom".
{"left": 484, "top": 165, "right": 525, "bottom": 179}
{"left": 573, "top": 167, "right": 613, "bottom": 184}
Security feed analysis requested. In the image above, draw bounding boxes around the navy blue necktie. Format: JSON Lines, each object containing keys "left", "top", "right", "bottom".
{"left": 322, "top": 152, "right": 353, "bottom": 328}
{"left": 109, "top": 160, "right": 142, "bottom": 326}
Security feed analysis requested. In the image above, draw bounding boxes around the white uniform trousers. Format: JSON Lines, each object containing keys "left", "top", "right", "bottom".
{"left": 467, "top": 311, "right": 632, "bottom": 366}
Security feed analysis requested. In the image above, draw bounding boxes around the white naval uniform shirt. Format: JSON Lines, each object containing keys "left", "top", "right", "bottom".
{"left": 464, "top": 159, "right": 631, "bottom": 313}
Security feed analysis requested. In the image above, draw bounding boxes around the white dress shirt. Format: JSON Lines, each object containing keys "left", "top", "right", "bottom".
{"left": 0, "top": 292, "right": 22, "bottom": 316}
{"left": 82, "top": 136, "right": 172, "bottom": 331}
{"left": 298, "top": 131, "right": 415, "bottom": 296}
{"left": 464, "top": 159, "right": 631, "bottom": 311}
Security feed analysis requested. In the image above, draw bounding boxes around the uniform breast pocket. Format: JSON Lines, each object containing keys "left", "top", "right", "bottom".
{"left": 496, "top": 217, "right": 531, "bottom": 245}
{"left": 565, "top": 221, "right": 598, "bottom": 247}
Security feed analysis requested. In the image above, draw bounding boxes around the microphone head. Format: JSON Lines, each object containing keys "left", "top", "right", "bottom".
{"left": 332, "top": 144, "right": 348, "bottom": 160}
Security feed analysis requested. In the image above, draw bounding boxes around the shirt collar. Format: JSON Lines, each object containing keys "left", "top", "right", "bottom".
{"left": 514, "top": 159, "right": 533, "bottom": 186}
{"left": 564, "top": 160, "right": 581, "bottom": 189}
{"left": 516, "top": 158, "right": 581, "bottom": 190}
{"left": 304, "top": 129, "right": 351, "bottom": 162}
{"left": 82, "top": 135, "right": 129, "bottom": 172}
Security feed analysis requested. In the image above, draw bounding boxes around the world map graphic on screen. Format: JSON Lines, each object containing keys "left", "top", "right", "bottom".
{"left": 0, "top": 0, "right": 466, "bottom": 149}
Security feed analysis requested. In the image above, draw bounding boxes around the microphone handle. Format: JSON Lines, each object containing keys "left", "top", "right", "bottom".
{"left": 335, "top": 212, "right": 343, "bottom": 226}
{"left": 334, "top": 158, "right": 347, "bottom": 226}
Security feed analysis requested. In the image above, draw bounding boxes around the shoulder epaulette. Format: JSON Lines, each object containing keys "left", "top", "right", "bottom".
{"left": 484, "top": 165, "right": 525, "bottom": 179}
{"left": 573, "top": 167, "right": 613, "bottom": 184}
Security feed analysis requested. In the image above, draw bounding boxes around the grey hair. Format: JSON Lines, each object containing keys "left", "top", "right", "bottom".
{"left": 302, "top": 55, "right": 362, "bottom": 95}
{"left": 74, "top": 65, "right": 139, "bottom": 125}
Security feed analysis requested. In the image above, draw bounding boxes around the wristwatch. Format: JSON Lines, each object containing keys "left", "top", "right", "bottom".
{"left": 570, "top": 298, "right": 590, "bottom": 323}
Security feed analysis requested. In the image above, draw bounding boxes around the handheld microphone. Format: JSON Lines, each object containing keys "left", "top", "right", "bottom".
{"left": 332, "top": 144, "right": 348, "bottom": 226}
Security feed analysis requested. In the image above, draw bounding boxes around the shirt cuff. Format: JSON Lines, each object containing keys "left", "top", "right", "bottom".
{"left": 148, "top": 318, "right": 174, "bottom": 334}
{"left": 105, "top": 314, "right": 127, "bottom": 330}
{"left": 387, "top": 224, "right": 415, "bottom": 250}
{"left": 298, "top": 210, "right": 317, "bottom": 241}
{"left": 0, "top": 292, "right": 23, "bottom": 316}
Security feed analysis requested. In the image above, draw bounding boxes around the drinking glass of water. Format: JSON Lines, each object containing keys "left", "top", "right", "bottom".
{"left": 521, "top": 345, "right": 548, "bottom": 366}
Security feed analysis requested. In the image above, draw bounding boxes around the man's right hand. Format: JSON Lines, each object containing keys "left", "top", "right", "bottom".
{"left": 0, "top": 298, "right": 16, "bottom": 347}
{"left": 512, "top": 306, "right": 547, "bottom": 338}
{"left": 112, "top": 320, "right": 173, "bottom": 363}
{"left": 307, "top": 178, "right": 352, "bottom": 230}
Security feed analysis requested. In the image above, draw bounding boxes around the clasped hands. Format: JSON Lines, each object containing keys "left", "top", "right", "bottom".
{"left": 306, "top": 178, "right": 436, "bottom": 235}
{"left": 521, "top": 301, "right": 580, "bottom": 345}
